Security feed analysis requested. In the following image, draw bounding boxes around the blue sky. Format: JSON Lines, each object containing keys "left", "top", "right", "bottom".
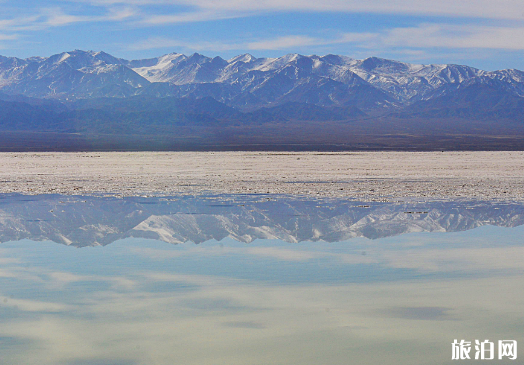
{"left": 1, "top": 0, "right": 524, "bottom": 70}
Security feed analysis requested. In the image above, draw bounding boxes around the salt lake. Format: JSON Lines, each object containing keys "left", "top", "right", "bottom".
{"left": 0, "top": 194, "right": 522, "bottom": 364}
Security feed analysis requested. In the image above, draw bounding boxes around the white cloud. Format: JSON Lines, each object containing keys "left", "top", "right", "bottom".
{"left": 128, "top": 36, "right": 241, "bottom": 51}
{"left": 139, "top": 10, "right": 240, "bottom": 24}
{"left": 105, "top": 6, "right": 139, "bottom": 21}
{"left": 0, "top": 5, "right": 137, "bottom": 34}
{"left": 129, "top": 23, "right": 524, "bottom": 55}
{"left": 71, "top": 0, "right": 173, "bottom": 4}
{"left": 0, "top": 15, "right": 43, "bottom": 32}
{"left": 56, "top": 0, "right": 524, "bottom": 24}
{"left": 43, "top": 7, "right": 90, "bottom": 26}
{"left": 382, "top": 24, "right": 524, "bottom": 50}
{"left": 0, "top": 0, "right": 523, "bottom": 63}
{"left": 0, "top": 33, "right": 18, "bottom": 41}
{"left": 41, "top": 6, "right": 137, "bottom": 27}
{"left": 247, "top": 33, "right": 377, "bottom": 50}
{"left": 340, "top": 23, "right": 524, "bottom": 52}
{"left": 247, "top": 36, "right": 319, "bottom": 50}
{"left": 139, "top": 0, "right": 524, "bottom": 21}
{"left": 129, "top": 32, "right": 377, "bottom": 52}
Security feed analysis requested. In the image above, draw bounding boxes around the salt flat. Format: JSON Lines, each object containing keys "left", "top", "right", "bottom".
{"left": 1, "top": 151, "right": 523, "bottom": 200}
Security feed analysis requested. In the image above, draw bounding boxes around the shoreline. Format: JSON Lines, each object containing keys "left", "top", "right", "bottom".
{"left": 1, "top": 151, "right": 524, "bottom": 201}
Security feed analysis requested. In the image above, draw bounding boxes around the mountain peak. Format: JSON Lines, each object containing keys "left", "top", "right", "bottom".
{"left": 282, "top": 53, "right": 302, "bottom": 62}
{"left": 320, "top": 54, "right": 353, "bottom": 65}
{"left": 57, "top": 52, "right": 71, "bottom": 64}
{"left": 359, "top": 56, "right": 409, "bottom": 73}
{"left": 228, "top": 53, "right": 256, "bottom": 64}
{"left": 188, "top": 52, "right": 208, "bottom": 61}
{"left": 0, "top": 50, "right": 523, "bottom": 118}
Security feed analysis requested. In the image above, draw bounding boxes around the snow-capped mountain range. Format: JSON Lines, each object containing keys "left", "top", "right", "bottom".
{"left": 2, "top": 49, "right": 524, "bottom": 111}
{"left": 2, "top": 49, "right": 524, "bottom": 150}
{"left": 0, "top": 195, "right": 523, "bottom": 247}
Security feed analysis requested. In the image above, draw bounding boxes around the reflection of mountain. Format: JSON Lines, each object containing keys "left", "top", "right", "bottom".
{"left": 1, "top": 194, "right": 523, "bottom": 247}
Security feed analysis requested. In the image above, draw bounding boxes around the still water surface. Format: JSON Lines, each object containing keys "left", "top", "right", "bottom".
{"left": 0, "top": 194, "right": 523, "bottom": 364}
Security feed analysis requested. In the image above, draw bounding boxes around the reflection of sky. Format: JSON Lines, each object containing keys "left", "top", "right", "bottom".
{"left": 1, "top": 199, "right": 524, "bottom": 364}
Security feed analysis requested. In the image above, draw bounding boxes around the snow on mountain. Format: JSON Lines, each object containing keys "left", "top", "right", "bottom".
{"left": 482, "top": 69, "right": 524, "bottom": 96}
{"left": 0, "top": 50, "right": 523, "bottom": 110}
{"left": 345, "top": 57, "right": 486, "bottom": 101}
{"left": 131, "top": 53, "right": 228, "bottom": 85}
{"left": 0, "top": 50, "right": 150, "bottom": 98}
{"left": 131, "top": 53, "right": 186, "bottom": 82}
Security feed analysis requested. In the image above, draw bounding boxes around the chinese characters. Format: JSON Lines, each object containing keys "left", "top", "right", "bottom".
{"left": 452, "top": 340, "right": 517, "bottom": 360}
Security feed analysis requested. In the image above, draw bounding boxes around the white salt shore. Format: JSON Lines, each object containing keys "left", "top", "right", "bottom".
{"left": 1, "top": 151, "right": 523, "bottom": 201}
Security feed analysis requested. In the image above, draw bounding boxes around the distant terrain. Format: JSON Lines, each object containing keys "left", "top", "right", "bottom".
{"left": 1, "top": 50, "right": 524, "bottom": 150}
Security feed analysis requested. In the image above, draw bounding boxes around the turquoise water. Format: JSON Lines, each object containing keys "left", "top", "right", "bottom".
{"left": 0, "top": 195, "right": 523, "bottom": 364}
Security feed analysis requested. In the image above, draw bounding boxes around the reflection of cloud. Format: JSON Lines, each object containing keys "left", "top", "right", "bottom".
{"left": 381, "top": 246, "right": 524, "bottom": 272}
{"left": 0, "top": 248, "right": 22, "bottom": 267}
{"left": 243, "top": 247, "right": 321, "bottom": 262}
{"left": 2, "top": 227, "right": 524, "bottom": 364}
{"left": 0, "top": 269, "right": 16, "bottom": 278}
{"left": 43, "top": 271, "right": 138, "bottom": 290}
{"left": 222, "top": 320, "right": 266, "bottom": 329}
{"left": 243, "top": 246, "right": 378, "bottom": 264}
{"left": 132, "top": 244, "right": 379, "bottom": 264}
{"left": 0, "top": 296, "right": 72, "bottom": 312}
{"left": 142, "top": 272, "right": 245, "bottom": 287}
{"left": 0, "top": 267, "right": 44, "bottom": 283}
{"left": 129, "top": 247, "right": 187, "bottom": 259}
{"left": 383, "top": 306, "right": 453, "bottom": 321}
{"left": 133, "top": 241, "right": 524, "bottom": 274}
{"left": 0, "top": 258, "right": 22, "bottom": 264}
{"left": 1, "top": 272, "right": 523, "bottom": 365}
{"left": 0, "top": 261, "right": 137, "bottom": 291}
{"left": 1, "top": 239, "right": 524, "bottom": 365}
{"left": 49, "top": 271, "right": 91, "bottom": 283}
{"left": 180, "top": 297, "right": 249, "bottom": 312}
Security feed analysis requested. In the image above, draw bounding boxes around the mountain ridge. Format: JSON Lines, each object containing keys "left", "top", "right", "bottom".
{"left": 1, "top": 50, "right": 524, "bottom": 150}
{"left": 2, "top": 49, "right": 522, "bottom": 109}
